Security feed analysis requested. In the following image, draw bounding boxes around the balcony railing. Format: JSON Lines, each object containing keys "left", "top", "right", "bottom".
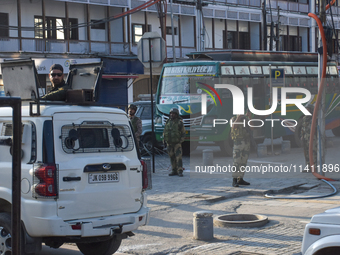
{"left": 8, "top": 38, "right": 130, "bottom": 55}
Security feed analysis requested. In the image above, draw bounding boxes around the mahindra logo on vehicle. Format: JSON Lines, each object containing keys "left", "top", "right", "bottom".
{"left": 102, "top": 163, "right": 111, "bottom": 171}
{"left": 202, "top": 84, "right": 312, "bottom": 116}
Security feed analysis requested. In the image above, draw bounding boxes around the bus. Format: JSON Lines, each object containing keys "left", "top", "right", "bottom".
{"left": 154, "top": 50, "right": 340, "bottom": 155}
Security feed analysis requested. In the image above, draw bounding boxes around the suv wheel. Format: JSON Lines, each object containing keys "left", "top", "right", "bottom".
{"left": 142, "top": 134, "right": 153, "bottom": 151}
{"left": 76, "top": 236, "right": 122, "bottom": 255}
{"left": 0, "top": 213, "right": 11, "bottom": 255}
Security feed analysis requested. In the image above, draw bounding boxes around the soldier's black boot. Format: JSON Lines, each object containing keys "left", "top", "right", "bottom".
{"left": 232, "top": 178, "right": 239, "bottom": 187}
{"left": 169, "top": 171, "right": 178, "bottom": 176}
{"left": 238, "top": 178, "right": 250, "bottom": 185}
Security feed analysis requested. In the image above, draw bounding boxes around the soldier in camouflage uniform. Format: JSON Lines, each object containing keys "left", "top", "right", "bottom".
{"left": 128, "top": 104, "right": 142, "bottom": 151}
{"left": 301, "top": 105, "right": 317, "bottom": 172}
{"left": 230, "top": 113, "right": 251, "bottom": 187}
{"left": 41, "top": 64, "right": 70, "bottom": 101}
{"left": 163, "top": 108, "right": 186, "bottom": 177}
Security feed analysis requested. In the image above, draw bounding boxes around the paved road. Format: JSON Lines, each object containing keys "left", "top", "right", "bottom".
{"left": 37, "top": 132, "right": 340, "bottom": 254}
{"left": 117, "top": 132, "right": 340, "bottom": 255}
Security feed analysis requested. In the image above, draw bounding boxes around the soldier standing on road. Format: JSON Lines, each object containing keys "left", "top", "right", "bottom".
{"left": 41, "top": 64, "right": 70, "bottom": 101}
{"left": 128, "top": 104, "right": 142, "bottom": 151}
{"left": 163, "top": 108, "right": 186, "bottom": 177}
{"left": 301, "top": 105, "right": 317, "bottom": 172}
{"left": 230, "top": 111, "right": 251, "bottom": 187}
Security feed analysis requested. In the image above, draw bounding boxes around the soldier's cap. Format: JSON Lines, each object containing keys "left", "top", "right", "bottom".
{"left": 128, "top": 104, "right": 137, "bottom": 110}
{"left": 50, "top": 64, "right": 64, "bottom": 73}
{"left": 170, "top": 108, "right": 179, "bottom": 115}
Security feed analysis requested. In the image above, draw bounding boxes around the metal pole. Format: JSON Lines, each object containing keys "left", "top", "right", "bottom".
{"left": 318, "top": 0, "right": 326, "bottom": 175}
{"left": 149, "top": 38, "right": 156, "bottom": 173}
{"left": 269, "top": 64, "right": 274, "bottom": 155}
{"left": 276, "top": 6, "right": 280, "bottom": 51}
{"left": 170, "top": 0, "right": 176, "bottom": 62}
{"left": 262, "top": 0, "right": 267, "bottom": 50}
{"left": 196, "top": 3, "right": 201, "bottom": 51}
{"left": 0, "top": 97, "right": 22, "bottom": 255}
{"left": 268, "top": 0, "right": 273, "bottom": 51}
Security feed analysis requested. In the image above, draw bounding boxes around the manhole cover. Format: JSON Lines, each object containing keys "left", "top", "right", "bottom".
{"left": 214, "top": 214, "right": 268, "bottom": 228}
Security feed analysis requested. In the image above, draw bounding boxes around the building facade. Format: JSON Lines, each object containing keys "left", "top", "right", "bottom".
{"left": 0, "top": 0, "right": 339, "bottom": 100}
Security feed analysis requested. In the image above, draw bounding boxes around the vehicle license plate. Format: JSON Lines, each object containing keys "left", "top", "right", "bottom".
{"left": 88, "top": 172, "right": 119, "bottom": 183}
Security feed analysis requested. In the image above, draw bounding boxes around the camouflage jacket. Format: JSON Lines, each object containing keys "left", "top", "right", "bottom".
{"left": 301, "top": 116, "right": 316, "bottom": 141}
{"left": 163, "top": 118, "right": 186, "bottom": 145}
{"left": 41, "top": 81, "right": 70, "bottom": 101}
{"left": 230, "top": 115, "right": 250, "bottom": 142}
{"left": 130, "top": 115, "right": 142, "bottom": 138}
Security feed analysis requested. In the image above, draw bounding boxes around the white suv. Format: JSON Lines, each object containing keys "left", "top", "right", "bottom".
{"left": 301, "top": 206, "right": 340, "bottom": 255}
{"left": 0, "top": 60, "right": 150, "bottom": 255}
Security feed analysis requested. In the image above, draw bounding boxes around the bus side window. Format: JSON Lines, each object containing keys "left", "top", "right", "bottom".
{"left": 300, "top": 77, "right": 307, "bottom": 88}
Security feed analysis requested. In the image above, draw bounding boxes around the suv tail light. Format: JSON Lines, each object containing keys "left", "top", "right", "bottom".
{"left": 140, "top": 159, "right": 152, "bottom": 190}
{"left": 140, "top": 160, "right": 148, "bottom": 190}
{"left": 33, "top": 164, "right": 58, "bottom": 198}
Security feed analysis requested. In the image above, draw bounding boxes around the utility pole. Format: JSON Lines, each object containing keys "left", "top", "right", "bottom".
{"left": 196, "top": 0, "right": 205, "bottom": 51}
{"left": 318, "top": 0, "right": 326, "bottom": 173}
{"left": 276, "top": 6, "right": 280, "bottom": 51}
{"left": 262, "top": 0, "right": 267, "bottom": 50}
{"left": 269, "top": 0, "right": 274, "bottom": 51}
{"left": 170, "top": 0, "right": 176, "bottom": 62}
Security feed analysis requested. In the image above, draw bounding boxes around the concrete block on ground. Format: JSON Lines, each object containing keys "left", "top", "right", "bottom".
{"left": 257, "top": 144, "right": 267, "bottom": 157}
{"left": 203, "top": 149, "right": 213, "bottom": 166}
{"left": 193, "top": 211, "right": 214, "bottom": 240}
{"left": 281, "top": 140, "right": 291, "bottom": 153}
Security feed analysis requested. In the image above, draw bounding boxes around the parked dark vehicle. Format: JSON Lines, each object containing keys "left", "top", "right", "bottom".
{"left": 132, "top": 101, "right": 162, "bottom": 151}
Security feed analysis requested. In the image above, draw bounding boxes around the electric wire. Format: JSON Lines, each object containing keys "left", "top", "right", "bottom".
{"left": 0, "top": 0, "right": 162, "bottom": 32}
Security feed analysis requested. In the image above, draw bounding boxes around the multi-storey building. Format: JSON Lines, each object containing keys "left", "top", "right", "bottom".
{"left": 0, "top": 0, "right": 339, "bottom": 101}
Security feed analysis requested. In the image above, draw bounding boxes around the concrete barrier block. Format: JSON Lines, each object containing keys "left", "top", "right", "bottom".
{"left": 281, "top": 140, "right": 291, "bottom": 153}
{"left": 257, "top": 144, "right": 267, "bottom": 157}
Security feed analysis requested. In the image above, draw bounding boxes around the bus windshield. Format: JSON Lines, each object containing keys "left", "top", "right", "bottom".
{"left": 160, "top": 65, "right": 217, "bottom": 95}
{"left": 160, "top": 76, "right": 217, "bottom": 95}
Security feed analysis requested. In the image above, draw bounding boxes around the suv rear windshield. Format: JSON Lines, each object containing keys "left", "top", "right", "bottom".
{"left": 61, "top": 121, "right": 134, "bottom": 153}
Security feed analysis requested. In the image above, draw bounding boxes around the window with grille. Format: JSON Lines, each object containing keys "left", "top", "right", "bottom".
{"left": 0, "top": 13, "right": 9, "bottom": 37}
{"left": 34, "top": 16, "right": 78, "bottom": 40}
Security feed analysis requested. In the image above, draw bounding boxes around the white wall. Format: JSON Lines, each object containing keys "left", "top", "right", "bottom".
{"left": 89, "top": 5, "right": 107, "bottom": 41}
{"left": 1, "top": 0, "right": 18, "bottom": 37}
{"left": 148, "top": 12, "right": 161, "bottom": 36}
{"left": 250, "top": 22, "right": 260, "bottom": 50}
{"left": 180, "top": 15, "right": 194, "bottom": 47}
{"left": 69, "top": 3, "right": 87, "bottom": 41}
{"left": 110, "top": 7, "right": 124, "bottom": 43}
{"left": 214, "top": 19, "right": 224, "bottom": 49}
{"left": 165, "top": 14, "right": 179, "bottom": 47}
{"left": 21, "top": 0, "right": 42, "bottom": 38}
{"left": 300, "top": 27, "right": 308, "bottom": 52}
{"left": 45, "top": 0, "right": 65, "bottom": 17}
{"left": 204, "top": 18, "right": 213, "bottom": 49}
{"left": 131, "top": 11, "right": 145, "bottom": 25}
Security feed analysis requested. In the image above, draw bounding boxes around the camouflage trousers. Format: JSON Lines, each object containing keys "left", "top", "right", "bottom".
{"left": 303, "top": 136, "right": 317, "bottom": 171}
{"left": 167, "top": 143, "right": 183, "bottom": 174}
{"left": 232, "top": 139, "right": 250, "bottom": 178}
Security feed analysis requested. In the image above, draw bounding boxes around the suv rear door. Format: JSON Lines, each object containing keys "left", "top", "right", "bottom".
{"left": 53, "top": 112, "right": 143, "bottom": 220}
